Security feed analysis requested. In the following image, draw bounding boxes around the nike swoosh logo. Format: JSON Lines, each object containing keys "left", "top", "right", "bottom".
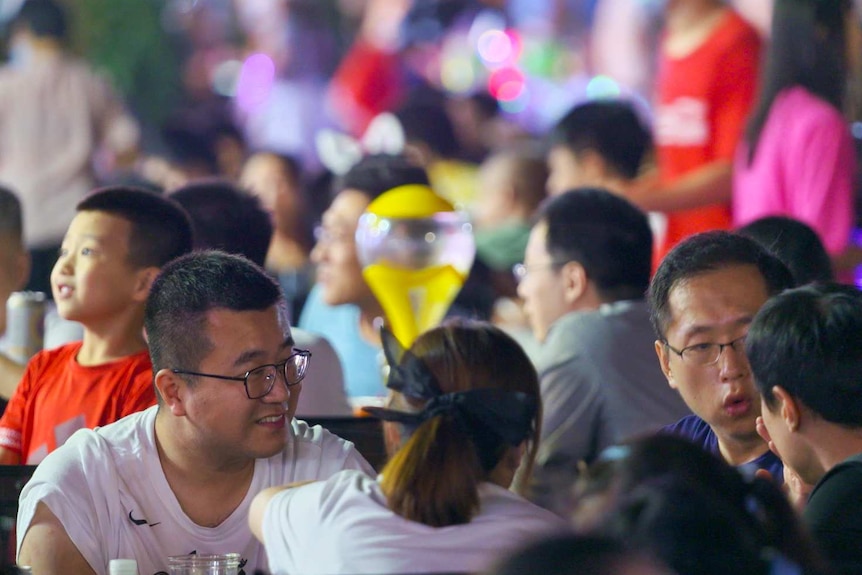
{"left": 128, "top": 510, "right": 161, "bottom": 527}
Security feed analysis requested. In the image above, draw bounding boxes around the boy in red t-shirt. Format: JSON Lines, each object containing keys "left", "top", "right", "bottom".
{"left": 0, "top": 187, "right": 193, "bottom": 464}
{"left": 626, "top": 0, "right": 762, "bottom": 265}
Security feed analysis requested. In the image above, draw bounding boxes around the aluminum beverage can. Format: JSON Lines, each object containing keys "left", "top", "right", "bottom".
{"left": 5, "top": 291, "right": 46, "bottom": 364}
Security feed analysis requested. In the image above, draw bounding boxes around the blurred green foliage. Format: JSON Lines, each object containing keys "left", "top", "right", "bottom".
{"left": 67, "top": 0, "right": 183, "bottom": 129}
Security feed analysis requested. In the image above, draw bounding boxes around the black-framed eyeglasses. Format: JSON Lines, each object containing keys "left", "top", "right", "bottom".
{"left": 663, "top": 336, "right": 746, "bottom": 366}
{"left": 172, "top": 349, "right": 312, "bottom": 399}
{"left": 512, "top": 261, "right": 567, "bottom": 284}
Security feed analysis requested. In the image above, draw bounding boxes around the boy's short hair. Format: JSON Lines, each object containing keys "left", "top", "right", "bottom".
{"left": 171, "top": 180, "right": 272, "bottom": 268}
{"left": 76, "top": 187, "right": 193, "bottom": 269}
{"left": 144, "top": 250, "right": 283, "bottom": 374}
{"left": 12, "top": 0, "right": 68, "bottom": 40}
{"left": 538, "top": 188, "right": 653, "bottom": 301}
{"left": 747, "top": 282, "right": 862, "bottom": 427}
{"left": 550, "top": 100, "right": 651, "bottom": 180}
{"left": 334, "top": 154, "right": 430, "bottom": 202}
{"left": 648, "top": 231, "right": 794, "bottom": 339}
{"left": 0, "top": 186, "right": 23, "bottom": 245}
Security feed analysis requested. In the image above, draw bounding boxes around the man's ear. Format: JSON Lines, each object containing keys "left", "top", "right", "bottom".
{"left": 655, "top": 340, "right": 677, "bottom": 389}
{"left": 154, "top": 368, "right": 187, "bottom": 416}
{"left": 560, "top": 260, "right": 588, "bottom": 304}
{"left": 771, "top": 386, "right": 801, "bottom": 432}
{"left": 132, "top": 267, "right": 161, "bottom": 303}
{"left": 382, "top": 421, "right": 402, "bottom": 458}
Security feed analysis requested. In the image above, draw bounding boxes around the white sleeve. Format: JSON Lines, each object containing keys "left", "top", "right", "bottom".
{"left": 262, "top": 480, "right": 329, "bottom": 575}
{"left": 17, "top": 431, "right": 118, "bottom": 575}
{"left": 292, "top": 422, "right": 376, "bottom": 480}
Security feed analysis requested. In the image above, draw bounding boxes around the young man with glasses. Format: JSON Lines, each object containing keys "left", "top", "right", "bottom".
{"left": 16, "top": 251, "right": 374, "bottom": 575}
{"left": 516, "top": 188, "right": 689, "bottom": 516}
{"left": 649, "top": 230, "right": 793, "bottom": 480}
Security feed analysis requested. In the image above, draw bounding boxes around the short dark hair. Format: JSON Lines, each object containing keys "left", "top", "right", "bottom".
{"left": 737, "top": 216, "right": 833, "bottom": 285}
{"left": 144, "top": 250, "right": 284, "bottom": 374}
{"left": 12, "top": 0, "right": 67, "bottom": 40}
{"left": 550, "top": 100, "right": 652, "bottom": 180}
{"left": 490, "top": 534, "right": 657, "bottom": 575}
{"left": 334, "top": 154, "right": 430, "bottom": 202}
{"left": 538, "top": 188, "right": 653, "bottom": 301}
{"left": 171, "top": 180, "right": 272, "bottom": 267}
{"left": 747, "top": 282, "right": 862, "bottom": 427}
{"left": 395, "top": 101, "right": 459, "bottom": 158}
{"left": 648, "top": 231, "right": 794, "bottom": 338}
{"left": 0, "top": 186, "right": 23, "bottom": 244}
{"left": 76, "top": 186, "right": 194, "bottom": 269}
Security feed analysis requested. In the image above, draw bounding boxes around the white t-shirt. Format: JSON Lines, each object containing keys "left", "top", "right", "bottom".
{"left": 17, "top": 406, "right": 374, "bottom": 575}
{"left": 263, "top": 469, "right": 567, "bottom": 575}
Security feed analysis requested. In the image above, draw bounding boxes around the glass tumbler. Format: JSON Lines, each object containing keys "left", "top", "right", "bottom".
{"left": 167, "top": 553, "right": 241, "bottom": 575}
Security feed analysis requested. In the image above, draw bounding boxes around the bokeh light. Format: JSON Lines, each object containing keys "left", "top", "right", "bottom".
{"left": 585, "top": 75, "right": 621, "bottom": 99}
{"left": 488, "top": 67, "right": 525, "bottom": 101}
{"left": 236, "top": 53, "right": 276, "bottom": 112}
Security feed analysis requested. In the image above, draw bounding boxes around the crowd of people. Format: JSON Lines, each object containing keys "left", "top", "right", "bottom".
{"left": 0, "top": 0, "right": 860, "bottom": 574}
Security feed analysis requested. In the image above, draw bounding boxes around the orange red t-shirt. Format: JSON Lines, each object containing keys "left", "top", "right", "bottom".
{"left": 0, "top": 342, "right": 155, "bottom": 464}
{"left": 653, "top": 9, "right": 761, "bottom": 263}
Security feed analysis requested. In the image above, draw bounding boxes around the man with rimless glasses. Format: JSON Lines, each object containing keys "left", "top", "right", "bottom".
{"left": 16, "top": 251, "right": 374, "bottom": 575}
{"left": 649, "top": 231, "right": 793, "bottom": 481}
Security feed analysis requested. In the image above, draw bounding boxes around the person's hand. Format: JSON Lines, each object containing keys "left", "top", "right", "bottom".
{"left": 755, "top": 416, "right": 813, "bottom": 513}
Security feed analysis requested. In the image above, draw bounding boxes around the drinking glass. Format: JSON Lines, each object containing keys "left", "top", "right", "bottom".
{"left": 167, "top": 553, "right": 241, "bottom": 575}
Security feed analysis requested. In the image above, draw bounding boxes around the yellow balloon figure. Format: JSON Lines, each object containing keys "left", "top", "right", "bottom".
{"left": 356, "top": 184, "right": 476, "bottom": 348}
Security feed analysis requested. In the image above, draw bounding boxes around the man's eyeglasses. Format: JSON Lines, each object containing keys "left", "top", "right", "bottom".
{"left": 172, "top": 349, "right": 312, "bottom": 399}
{"left": 314, "top": 225, "right": 353, "bottom": 246}
{"left": 663, "top": 336, "right": 747, "bottom": 366}
{"left": 512, "top": 261, "right": 567, "bottom": 284}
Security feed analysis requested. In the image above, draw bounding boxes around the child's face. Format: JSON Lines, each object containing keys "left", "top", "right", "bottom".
{"left": 51, "top": 211, "right": 144, "bottom": 325}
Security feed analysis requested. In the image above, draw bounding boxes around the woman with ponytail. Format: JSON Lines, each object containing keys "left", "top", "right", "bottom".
{"left": 249, "top": 320, "right": 566, "bottom": 575}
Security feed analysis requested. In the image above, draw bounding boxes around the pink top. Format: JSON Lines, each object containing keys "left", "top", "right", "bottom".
{"left": 733, "top": 86, "right": 855, "bottom": 255}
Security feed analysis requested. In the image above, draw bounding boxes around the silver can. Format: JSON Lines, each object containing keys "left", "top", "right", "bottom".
{"left": 5, "top": 291, "right": 46, "bottom": 364}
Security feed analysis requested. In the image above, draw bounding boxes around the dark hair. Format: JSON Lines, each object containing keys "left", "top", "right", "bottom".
{"left": 379, "top": 320, "right": 541, "bottom": 527}
{"left": 334, "top": 154, "right": 430, "bottom": 201}
{"left": 171, "top": 180, "right": 272, "bottom": 267}
{"left": 747, "top": 282, "right": 862, "bottom": 426}
{"left": 737, "top": 216, "right": 834, "bottom": 285}
{"left": 488, "top": 533, "right": 666, "bottom": 575}
{"left": 76, "top": 186, "right": 193, "bottom": 269}
{"left": 550, "top": 100, "right": 652, "bottom": 180}
{"left": 538, "top": 188, "right": 652, "bottom": 301}
{"left": 745, "top": 0, "right": 851, "bottom": 164}
{"left": 395, "top": 100, "right": 459, "bottom": 158}
{"left": 160, "top": 114, "right": 219, "bottom": 176}
{"left": 0, "top": 186, "right": 23, "bottom": 244}
{"left": 591, "top": 434, "right": 824, "bottom": 575}
{"left": 145, "top": 250, "right": 284, "bottom": 377}
{"left": 648, "top": 231, "right": 794, "bottom": 338}
{"left": 12, "top": 0, "right": 68, "bottom": 40}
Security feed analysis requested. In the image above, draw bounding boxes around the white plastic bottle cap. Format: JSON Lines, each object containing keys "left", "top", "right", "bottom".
{"left": 109, "top": 559, "right": 138, "bottom": 575}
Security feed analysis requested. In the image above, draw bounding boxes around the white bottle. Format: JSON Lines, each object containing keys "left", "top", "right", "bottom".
{"left": 109, "top": 559, "right": 139, "bottom": 575}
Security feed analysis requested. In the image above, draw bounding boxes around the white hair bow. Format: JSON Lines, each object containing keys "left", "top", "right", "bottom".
{"left": 315, "top": 113, "right": 406, "bottom": 175}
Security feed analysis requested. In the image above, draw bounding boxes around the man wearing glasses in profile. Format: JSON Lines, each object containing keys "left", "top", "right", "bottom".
{"left": 649, "top": 230, "right": 794, "bottom": 481}
{"left": 516, "top": 188, "right": 689, "bottom": 516}
{"left": 16, "top": 251, "right": 374, "bottom": 575}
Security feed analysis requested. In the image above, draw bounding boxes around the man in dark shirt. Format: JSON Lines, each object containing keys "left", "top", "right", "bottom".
{"left": 648, "top": 231, "right": 793, "bottom": 480}
{"left": 747, "top": 283, "right": 862, "bottom": 573}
